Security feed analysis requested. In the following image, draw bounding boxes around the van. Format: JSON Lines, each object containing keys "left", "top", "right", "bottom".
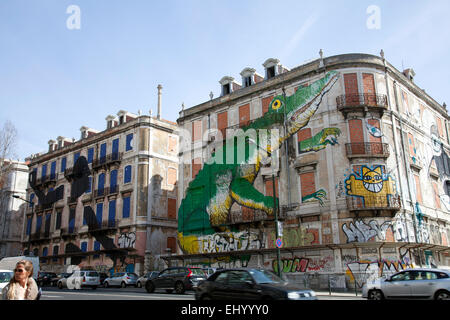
{"left": 0, "top": 256, "right": 40, "bottom": 279}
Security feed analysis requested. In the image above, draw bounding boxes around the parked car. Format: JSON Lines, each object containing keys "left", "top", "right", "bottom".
{"left": 202, "top": 267, "right": 224, "bottom": 278}
{"left": 51, "top": 273, "right": 72, "bottom": 287}
{"left": 362, "top": 268, "right": 450, "bottom": 300}
{"left": 195, "top": 268, "right": 317, "bottom": 300}
{"left": 136, "top": 271, "right": 159, "bottom": 288}
{"left": 145, "top": 267, "right": 207, "bottom": 294}
{"left": 37, "top": 271, "right": 57, "bottom": 287}
{"left": 104, "top": 272, "right": 138, "bottom": 288}
{"left": 99, "top": 272, "right": 109, "bottom": 286}
{"left": 58, "top": 270, "right": 99, "bottom": 290}
{"left": 56, "top": 272, "right": 73, "bottom": 289}
{"left": 0, "top": 270, "right": 14, "bottom": 292}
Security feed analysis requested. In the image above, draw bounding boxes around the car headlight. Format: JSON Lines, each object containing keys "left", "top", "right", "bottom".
{"left": 288, "top": 292, "right": 300, "bottom": 299}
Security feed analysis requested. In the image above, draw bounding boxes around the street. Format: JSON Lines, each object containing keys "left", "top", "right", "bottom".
{"left": 39, "top": 286, "right": 364, "bottom": 300}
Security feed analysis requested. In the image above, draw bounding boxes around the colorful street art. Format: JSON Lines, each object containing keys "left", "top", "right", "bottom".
{"left": 272, "top": 255, "right": 334, "bottom": 274}
{"left": 267, "top": 226, "right": 319, "bottom": 248}
{"left": 302, "top": 189, "right": 327, "bottom": 206}
{"left": 178, "top": 71, "right": 340, "bottom": 254}
{"left": 342, "top": 220, "right": 391, "bottom": 243}
{"left": 298, "top": 127, "right": 341, "bottom": 153}
{"left": 345, "top": 165, "right": 397, "bottom": 207}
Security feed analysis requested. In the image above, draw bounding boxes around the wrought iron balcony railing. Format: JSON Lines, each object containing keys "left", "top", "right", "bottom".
{"left": 210, "top": 207, "right": 287, "bottom": 226}
{"left": 346, "top": 195, "right": 401, "bottom": 211}
{"left": 336, "top": 94, "right": 388, "bottom": 118}
{"left": 345, "top": 142, "right": 390, "bottom": 158}
{"left": 92, "top": 152, "right": 122, "bottom": 169}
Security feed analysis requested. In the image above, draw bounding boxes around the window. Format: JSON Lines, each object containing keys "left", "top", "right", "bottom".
{"left": 126, "top": 134, "right": 133, "bottom": 151}
{"left": 96, "top": 203, "right": 103, "bottom": 226}
{"left": 266, "top": 66, "right": 275, "bottom": 79}
{"left": 74, "top": 152, "right": 80, "bottom": 164}
{"left": 297, "top": 128, "right": 312, "bottom": 154}
{"left": 192, "top": 121, "right": 202, "bottom": 142}
{"left": 300, "top": 172, "right": 316, "bottom": 203}
{"left": 228, "top": 271, "right": 252, "bottom": 285}
{"left": 167, "top": 237, "right": 176, "bottom": 253}
{"left": 192, "top": 158, "right": 202, "bottom": 179}
{"left": 98, "top": 173, "right": 105, "bottom": 196}
{"left": 265, "top": 178, "right": 279, "bottom": 198}
{"left": 217, "top": 111, "right": 228, "bottom": 140}
{"left": 243, "top": 76, "right": 252, "bottom": 87}
{"left": 108, "top": 200, "right": 116, "bottom": 226}
{"left": 110, "top": 170, "right": 118, "bottom": 193}
{"left": 42, "top": 247, "right": 48, "bottom": 257}
{"left": 112, "top": 138, "right": 119, "bottom": 160}
{"left": 81, "top": 242, "right": 87, "bottom": 252}
{"left": 50, "top": 161, "right": 56, "bottom": 179}
{"left": 85, "top": 176, "right": 92, "bottom": 194}
{"left": 87, "top": 148, "right": 94, "bottom": 164}
{"left": 122, "top": 196, "right": 131, "bottom": 218}
{"left": 55, "top": 211, "right": 62, "bottom": 230}
{"left": 215, "top": 272, "right": 229, "bottom": 284}
{"left": 168, "top": 198, "right": 176, "bottom": 219}
{"left": 100, "top": 143, "right": 107, "bottom": 163}
{"left": 41, "top": 164, "right": 47, "bottom": 179}
{"left": 36, "top": 215, "right": 42, "bottom": 233}
{"left": 124, "top": 165, "right": 132, "bottom": 184}
{"left": 222, "top": 83, "right": 231, "bottom": 95}
{"left": 167, "top": 168, "right": 177, "bottom": 186}
{"left": 26, "top": 217, "right": 32, "bottom": 235}
{"left": 61, "top": 157, "right": 67, "bottom": 173}
{"left": 68, "top": 208, "right": 76, "bottom": 233}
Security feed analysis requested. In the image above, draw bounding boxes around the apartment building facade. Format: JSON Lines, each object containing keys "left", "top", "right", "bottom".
{"left": 23, "top": 109, "right": 178, "bottom": 275}
{"left": 0, "top": 160, "right": 29, "bottom": 258}
{"left": 174, "top": 53, "right": 450, "bottom": 289}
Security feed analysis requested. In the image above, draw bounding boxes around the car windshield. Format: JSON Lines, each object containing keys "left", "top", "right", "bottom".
{"left": 0, "top": 271, "right": 13, "bottom": 283}
{"left": 249, "top": 270, "right": 285, "bottom": 284}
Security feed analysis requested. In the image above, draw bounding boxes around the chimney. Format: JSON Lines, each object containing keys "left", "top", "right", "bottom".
{"left": 157, "top": 84, "right": 162, "bottom": 119}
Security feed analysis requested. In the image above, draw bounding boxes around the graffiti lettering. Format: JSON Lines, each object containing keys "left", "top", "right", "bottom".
{"left": 118, "top": 232, "right": 136, "bottom": 248}
{"left": 342, "top": 220, "right": 390, "bottom": 243}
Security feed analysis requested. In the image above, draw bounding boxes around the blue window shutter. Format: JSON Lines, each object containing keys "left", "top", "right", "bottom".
{"left": 45, "top": 213, "right": 51, "bottom": 232}
{"left": 98, "top": 173, "right": 105, "bottom": 195}
{"left": 87, "top": 148, "right": 94, "bottom": 164}
{"left": 41, "top": 164, "right": 47, "bottom": 179}
{"left": 126, "top": 134, "right": 133, "bottom": 151}
{"left": 94, "top": 241, "right": 100, "bottom": 251}
{"left": 43, "top": 247, "right": 48, "bottom": 257}
{"left": 29, "top": 194, "right": 35, "bottom": 207}
{"left": 110, "top": 170, "right": 117, "bottom": 192}
{"left": 112, "top": 138, "right": 119, "bottom": 160}
{"left": 26, "top": 218, "right": 32, "bottom": 235}
{"left": 50, "top": 161, "right": 56, "bottom": 179}
{"left": 81, "top": 242, "right": 87, "bottom": 252}
{"left": 124, "top": 165, "right": 132, "bottom": 184}
{"left": 108, "top": 200, "right": 116, "bottom": 226}
{"left": 36, "top": 216, "right": 42, "bottom": 233}
{"left": 123, "top": 197, "right": 130, "bottom": 218}
{"left": 69, "top": 208, "right": 75, "bottom": 233}
{"left": 61, "top": 157, "right": 67, "bottom": 172}
{"left": 74, "top": 152, "right": 80, "bottom": 164}
{"left": 96, "top": 203, "right": 103, "bottom": 226}
{"left": 100, "top": 143, "right": 107, "bottom": 163}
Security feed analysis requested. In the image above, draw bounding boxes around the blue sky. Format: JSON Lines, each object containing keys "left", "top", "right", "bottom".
{"left": 1, "top": 0, "right": 449, "bottom": 161}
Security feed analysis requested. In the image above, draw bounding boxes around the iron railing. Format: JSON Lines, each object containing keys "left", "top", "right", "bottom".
{"left": 346, "top": 195, "right": 401, "bottom": 211}
{"left": 210, "top": 208, "right": 287, "bottom": 226}
{"left": 345, "top": 142, "right": 390, "bottom": 158}
{"left": 336, "top": 93, "right": 388, "bottom": 109}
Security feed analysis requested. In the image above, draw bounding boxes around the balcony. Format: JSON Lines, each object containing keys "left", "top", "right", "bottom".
{"left": 345, "top": 142, "right": 390, "bottom": 159}
{"left": 29, "top": 231, "right": 51, "bottom": 243}
{"left": 87, "top": 219, "right": 119, "bottom": 234}
{"left": 346, "top": 195, "right": 401, "bottom": 214}
{"left": 336, "top": 93, "right": 388, "bottom": 119}
{"left": 210, "top": 208, "right": 287, "bottom": 227}
{"left": 92, "top": 152, "right": 122, "bottom": 170}
{"left": 61, "top": 227, "right": 77, "bottom": 239}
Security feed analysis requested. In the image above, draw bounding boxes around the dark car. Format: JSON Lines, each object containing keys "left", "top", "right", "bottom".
{"left": 195, "top": 268, "right": 317, "bottom": 300}
{"left": 99, "top": 272, "right": 109, "bottom": 286}
{"left": 145, "top": 267, "right": 207, "bottom": 294}
{"left": 37, "top": 272, "right": 57, "bottom": 287}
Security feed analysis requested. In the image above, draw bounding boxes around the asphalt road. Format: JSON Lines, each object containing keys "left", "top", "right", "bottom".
{"left": 39, "top": 286, "right": 364, "bottom": 300}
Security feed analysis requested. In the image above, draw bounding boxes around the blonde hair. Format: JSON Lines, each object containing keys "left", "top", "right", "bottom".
{"left": 7, "top": 260, "right": 34, "bottom": 300}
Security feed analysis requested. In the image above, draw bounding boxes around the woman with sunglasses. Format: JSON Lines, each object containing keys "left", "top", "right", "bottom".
{"left": 1, "top": 260, "right": 40, "bottom": 300}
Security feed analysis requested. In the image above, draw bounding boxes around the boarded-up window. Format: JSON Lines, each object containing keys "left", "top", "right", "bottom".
{"left": 432, "top": 181, "right": 441, "bottom": 209}
{"left": 300, "top": 172, "right": 316, "bottom": 202}
{"left": 239, "top": 104, "right": 250, "bottom": 127}
{"left": 167, "top": 237, "right": 176, "bottom": 253}
{"left": 414, "top": 174, "right": 423, "bottom": 204}
{"left": 262, "top": 96, "right": 273, "bottom": 115}
{"left": 401, "top": 91, "right": 410, "bottom": 114}
{"left": 349, "top": 119, "right": 364, "bottom": 154}
{"left": 192, "top": 120, "right": 202, "bottom": 142}
{"left": 408, "top": 133, "right": 416, "bottom": 158}
{"left": 168, "top": 167, "right": 177, "bottom": 185}
{"left": 168, "top": 136, "right": 177, "bottom": 153}
{"left": 192, "top": 158, "right": 202, "bottom": 179}
{"left": 217, "top": 111, "right": 228, "bottom": 140}
{"left": 265, "top": 178, "right": 279, "bottom": 198}
{"left": 297, "top": 128, "right": 312, "bottom": 153}
{"left": 344, "top": 73, "right": 359, "bottom": 105}
{"left": 362, "top": 73, "right": 376, "bottom": 105}
{"left": 168, "top": 198, "right": 177, "bottom": 219}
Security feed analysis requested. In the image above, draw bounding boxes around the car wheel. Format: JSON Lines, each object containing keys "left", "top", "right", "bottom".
{"left": 58, "top": 282, "right": 63, "bottom": 289}
{"left": 175, "top": 281, "right": 185, "bottom": 294}
{"left": 368, "top": 289, "right": 384, "bottom": 300}
{"left": 145, "top": 281, "right": 155, "bottom": 293}
{"left": 435, "top": 290, "right": 450, "bottom": 300}
{"left": 121, "top": 281, "right": 127, "bottom": 288}
{"left": 104, "top": 281, "right": 109, "bottom": 288}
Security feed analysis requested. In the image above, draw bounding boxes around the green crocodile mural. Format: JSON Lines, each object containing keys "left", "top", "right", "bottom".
{"left": 178, "top": 71, "right": 340, "bottom": 254}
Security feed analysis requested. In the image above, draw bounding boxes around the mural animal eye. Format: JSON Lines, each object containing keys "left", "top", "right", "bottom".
{"left": 272, "top": 99, "right": 282, "bottom": 110}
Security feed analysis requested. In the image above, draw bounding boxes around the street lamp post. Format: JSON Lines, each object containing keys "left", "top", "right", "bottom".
{"left": 12, "top": 195, "right": 33, "bottom": 256}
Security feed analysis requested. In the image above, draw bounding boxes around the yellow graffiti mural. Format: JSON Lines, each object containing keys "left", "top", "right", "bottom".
{"left": 345, "top": 166, "right": 396, "bottom": 207}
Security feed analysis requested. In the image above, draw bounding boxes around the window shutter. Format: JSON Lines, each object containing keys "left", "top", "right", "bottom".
{"left": 126, "top": 134, "right": 133, "bottom": 151}
{"left": 123, "top": 197, "right": 131, "bottom": 218}
{"left": 124, "top": 165, "right": 132, "bottom": 183}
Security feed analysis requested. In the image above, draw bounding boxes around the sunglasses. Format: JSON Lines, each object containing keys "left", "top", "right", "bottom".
{"left": 14, "top": 269, "right": 25, "bottom": 273}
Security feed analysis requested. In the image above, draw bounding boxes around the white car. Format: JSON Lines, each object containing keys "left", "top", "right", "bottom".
{"left": 59, "top": 270, "right": 100, "bottom": 290}
{"left": 0, "top": 270, "right": 14, "bottom": 292}
{"left": 362, "top": 268, "right": 450, "bottom": 300}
